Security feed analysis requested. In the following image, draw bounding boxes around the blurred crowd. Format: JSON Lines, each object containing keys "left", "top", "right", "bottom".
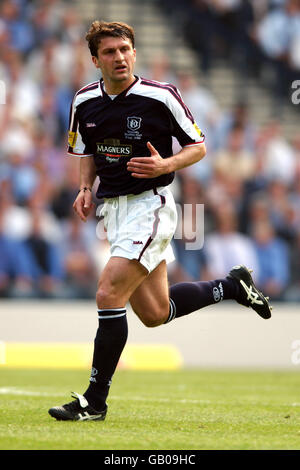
{"left": 0, "top": 0, "right": 299, "bottom": 301}
{"left": 161, "top": 0, "right": 300, "bottom": 106}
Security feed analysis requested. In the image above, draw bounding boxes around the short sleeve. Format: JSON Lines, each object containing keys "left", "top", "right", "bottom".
{"left": 67, "top": 98, "right": 94, "bottom": 157}
{"left": 164, "top": 85, "right": 205, "bottom": 147}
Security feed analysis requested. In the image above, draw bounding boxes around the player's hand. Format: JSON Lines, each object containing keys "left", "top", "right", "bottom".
{"left": 73, "top": 190, "right": 95, "bottom": 222}
{"left": 127, "top": 142, "right": 169, "bottom": 178}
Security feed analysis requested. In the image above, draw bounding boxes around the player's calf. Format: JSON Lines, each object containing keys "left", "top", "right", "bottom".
{"left": 132, "top": 303, "right": 169, "bottom": 327}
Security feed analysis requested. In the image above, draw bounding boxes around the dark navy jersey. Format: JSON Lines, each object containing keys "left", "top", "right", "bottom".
{"left": 67, "top": 76, "right": 205, "bottom": 199}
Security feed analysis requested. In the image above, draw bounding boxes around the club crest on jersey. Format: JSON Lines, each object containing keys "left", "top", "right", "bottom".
{"left": 125, "top": 116, "right": 142, "bottom": 140}
{"left": 127, "top": 116, "right": 142, "bottom": 131}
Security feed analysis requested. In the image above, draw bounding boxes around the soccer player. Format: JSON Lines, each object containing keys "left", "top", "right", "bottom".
{"left": 48, "top": 21, "right": 272, "bottom": 422}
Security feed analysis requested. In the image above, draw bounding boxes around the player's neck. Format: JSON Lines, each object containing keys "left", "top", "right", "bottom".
{"left": 103, "top": 75, "right": 136, "bottom": 95}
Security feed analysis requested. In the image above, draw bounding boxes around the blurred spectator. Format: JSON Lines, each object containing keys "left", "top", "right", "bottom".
{"left": 29, "top": 128, "right": 65, "bottom": 185}
{"left": 177, "top": 71, "right": 220, "bottom": 152}
{"left": 1, "top": 0, "right": 34, "bottom": 55}
{"left": 205, "top": 168, "right": 248, "bottom": 234}
{"left": 284, "top": 230, "right": 300, "bottom": 301}
{"left": 38, "top": 73, "right": 61, "bottom": 143}
{"left": 16, "top": 186, "right": 65, "bottom": 297}
{"left": 251, "top": 219, "right": 290, "bottom": 299}
{"left": 51, "top": 157, "right": 81, "bottom": 220}
{"left": 30, "top": 2, "right": 56, "bottom": 46}
{"left": 59, "top": 213, "right": 98, "bottom": 298}
{"left": 173, "top": 178, "right": 207, "bottom": 281}
{"left": 176, "top": 71, "right": 220, "bottom": 182}
{"left": 1, "top": 48, "right": 40, "bottom": 121}
{"left": 182, "top": 0, "right": 216, "bottom": 73}
{"left": 259, "top": 121, "right": 296, "bottom": 185}
{"left": 26, "top": 37, "right": 74, "bottom": 85}
{"left": 245, "top": 179, "right": 297, "bottom": 243}
{"left": 202, "top": 202, "right": 259, "bottom": 280}
{"left": 289, "top": 137, "right": 300, "bottom": 229}
{"left": 22, "top": 204, "right": 65, "bottom": 297}
{"left": 28, "top": 0, "right": 67, "bottom": 40}
{"left": 289, "top": 19, "right": 300, "bottom": 71}
{"left": 267, "top": 179, "right": 297, "bottom": 242}
{"left": 0, "top": 180, "right": 34, "bottom": 297}
{"left": 55, "top": 61, "right": 91, "bottom": 138}
{"left": 0, "top": 177, "right": 64, "bottom": 296}
{"left": 0, "top": 118, "right": 34, "bottom": 164}
{"left": 256, "top": 2, "right": 291, "bottom": 60}
{"left": 6, "top": 149, "right": 39, "bottom": 205}
{"left": 213, "top": 124, "right": 256, "bottom": 183}
{"left": 210, "top": 0, "right": 254, "bottom": 64}
{"left": 59, "top": 6, "right": 85, "bottom": 43}
{"left": 214, "top": 102, "right": 257, "bottom": 152}
{"left": 255, "top": 0, "right": 300, "bottom": 100}
{"left": 140, "top": 54, "right": 178, "bottom": 85}
{"left": 246, "top": 194, "right": 271, "bottom": 230}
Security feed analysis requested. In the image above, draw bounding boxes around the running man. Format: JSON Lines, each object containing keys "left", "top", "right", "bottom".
{"left": 49, "top": 21, "right": 272, "bottom": 422}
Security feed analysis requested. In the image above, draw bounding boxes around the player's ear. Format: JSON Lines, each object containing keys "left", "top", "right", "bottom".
{"left": 92, "top": 55, "right": 101, "bottom": 69}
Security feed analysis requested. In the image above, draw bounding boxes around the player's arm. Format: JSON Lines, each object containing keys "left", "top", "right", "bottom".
{"left": 166, "top": 142, "right": 206, "bottom": 172}
{"left": 127, "top": 141, "right": 206, "bottom": 178}
{"left": 73, "top": 156, "right": 97, "bottom": 222}
{"left": 67, "top": 96, "right": 96, "bottom": 222}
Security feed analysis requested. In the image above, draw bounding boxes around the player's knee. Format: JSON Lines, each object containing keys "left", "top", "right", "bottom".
{"left": 96, "top": 286, "right": 119, "bottom": 308}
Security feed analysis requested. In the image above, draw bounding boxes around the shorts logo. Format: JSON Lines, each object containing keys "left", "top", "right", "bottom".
{"left": 127, "top": 116, "right": 142, "bottom": 131}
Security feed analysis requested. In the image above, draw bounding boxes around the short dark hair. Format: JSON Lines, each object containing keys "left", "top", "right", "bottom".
{"left": 85, "top": 20, "right": 135, "bottom": 57}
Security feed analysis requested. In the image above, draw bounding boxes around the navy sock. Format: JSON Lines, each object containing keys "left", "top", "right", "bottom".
{"left": 84, "top": 308, "right": 128, "bottom": 411}
{"left": 165, "top": 278, "right": 239, "bottom": 323}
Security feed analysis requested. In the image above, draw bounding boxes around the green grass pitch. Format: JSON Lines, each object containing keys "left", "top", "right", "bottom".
{"left": 0, "top": 368, "right": 300, "bottom": 450}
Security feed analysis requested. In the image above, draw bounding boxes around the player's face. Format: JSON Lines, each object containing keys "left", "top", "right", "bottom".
{"left": 92, "top": 36, "right": 136, "bottom": 90}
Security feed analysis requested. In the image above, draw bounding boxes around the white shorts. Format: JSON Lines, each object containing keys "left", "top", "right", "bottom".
{"left": 100, "top": 186, "right": 178, "bottom": 272}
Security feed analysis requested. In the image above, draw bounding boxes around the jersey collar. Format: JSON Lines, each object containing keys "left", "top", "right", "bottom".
{"left": 100, "top": 75, "right": 139, "bottom": 100}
